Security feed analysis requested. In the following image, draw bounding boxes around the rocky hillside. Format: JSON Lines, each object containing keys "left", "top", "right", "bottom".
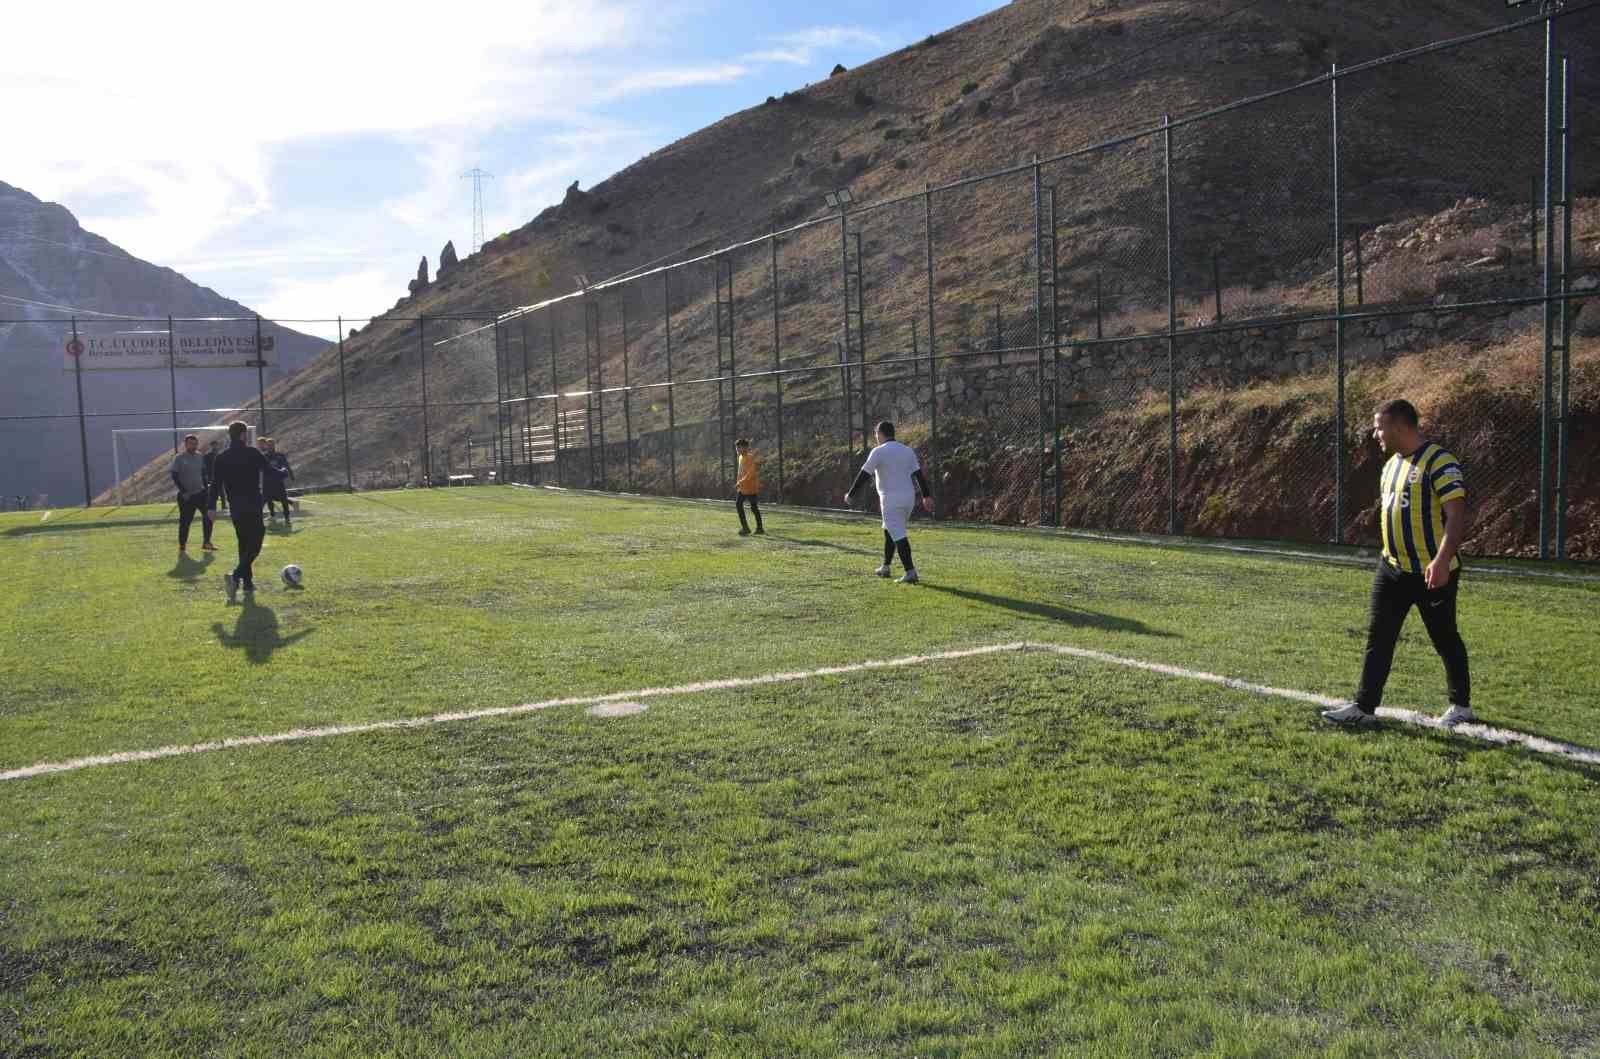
{"left": 0, "top": 181, "right": 326, "bottom": 504}
{"left": 106, "top": 0, "right": 1600, "bottom": 556}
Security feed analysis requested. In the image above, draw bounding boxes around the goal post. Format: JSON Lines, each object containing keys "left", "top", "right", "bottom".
{"left": 111, "top": 424, "right": 251, "bottom": 506}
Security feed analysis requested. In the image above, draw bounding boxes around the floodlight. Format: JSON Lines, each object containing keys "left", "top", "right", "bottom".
{"left": 824, "top": 192, "right": 839, "bottom": 208}
{"left": 837, "top": 188, "right": 853, "bottom": 205}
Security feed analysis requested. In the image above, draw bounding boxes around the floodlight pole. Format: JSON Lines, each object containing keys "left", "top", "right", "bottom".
{"left": 71, "top": 316, "right": 91, "bottom": 506}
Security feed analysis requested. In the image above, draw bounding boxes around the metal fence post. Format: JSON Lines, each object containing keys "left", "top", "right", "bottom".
{"left": 493, "top": 319, "right": 506, "bottom": 483}
{"left": 1556, "top": 52, "right": 1572, "bottom": 559}
{"left": 336, "top": 316, "right": 353, "bottom": 491}
{"left": 419, "top": 314, "right": 431, "bottom": 486}
{"left": 518, "top": 316, "right": 530, "bottom": 483}
{"left": 166, "top": 315, "right": 179, "bottom": 453}
{"left": 622, "top": 296, "right": 635, "bottom": 491}
{"left": 1332, "top": 63, "right": 1347, "bottom": 545}
{"left": 255, "top": 315, "right": 268, "bottom": 436}
{"left": 1163, "top": 117, "right": 1179, "bottom": 536}
{"left": 71, "top": 316, "right": 91, "bottom": 506}
{"left": 771, "top": 235, "right": 785, "bottom": 503}
{"left": 548, "top": 308, "right": 561, "bottom": 488}
{"left": 925, "top": 185, "right": 940, "bottom": 519}
{"left": 1539, "top": 17, "right": 1555, "bottom": 559}
{"left": 665, "top": 270, "right": 677, "bottom": 495}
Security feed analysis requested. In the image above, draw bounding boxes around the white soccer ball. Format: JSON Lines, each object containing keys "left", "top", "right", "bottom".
{"left": 281, "top": 564, "right": 304, "bottom": 588}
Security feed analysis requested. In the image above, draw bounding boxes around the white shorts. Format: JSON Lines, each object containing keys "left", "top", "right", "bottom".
{"left": 880, "top": 495, "right": 915, "bottom": 540}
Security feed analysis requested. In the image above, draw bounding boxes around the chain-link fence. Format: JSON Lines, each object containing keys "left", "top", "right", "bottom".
{"left": 5, "top": 7, "right": 1596, "bottom": 560}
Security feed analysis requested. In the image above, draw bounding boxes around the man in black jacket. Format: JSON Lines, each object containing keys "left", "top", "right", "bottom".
{"left": 208, "top": 421, "right": 274, "bottom": 603}
{"left": 202, "top": 439, "right": 226, "bottom": 512}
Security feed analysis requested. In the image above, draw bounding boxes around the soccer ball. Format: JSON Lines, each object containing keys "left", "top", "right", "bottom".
{"left": 281, "top": 564, "right": 304, "bottom": 588}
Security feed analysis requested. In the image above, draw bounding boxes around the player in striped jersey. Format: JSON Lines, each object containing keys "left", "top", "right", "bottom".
{"left": 1324, "top": 399, "right": 1472, "bottom": 727}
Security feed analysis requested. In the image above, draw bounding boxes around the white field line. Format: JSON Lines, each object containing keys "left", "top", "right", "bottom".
{"left": 4, "top": 641, "right": 1596, "bottom": 783}
{"left": 40, "top": 511, "right": 51, "bottom": 522}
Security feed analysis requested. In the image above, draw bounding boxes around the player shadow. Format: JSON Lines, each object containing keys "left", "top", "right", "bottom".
{"left": 1354, "top": 712, "right": 1600, "bottom": 781}
{"left": 167, "top": 551, "right": 216, "bottom": 582}
{"left": 211, "top": 597, "right": 313, "bottom": 665}
{"left": 759, "top": 534, "right": 877, "bottom": 557}
{"left": 920, "top": 584, "right": 1177, "bottom": 638}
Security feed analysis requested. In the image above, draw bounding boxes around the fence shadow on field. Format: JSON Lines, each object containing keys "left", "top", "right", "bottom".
{"left": 921, "top": 583, "right": 1177, "bottom": 638}
{"left": 212, "top": 599, "right": 313, "bottom": 664}
{"left": 4, "top": 516, "right": 177, "bottom": 538}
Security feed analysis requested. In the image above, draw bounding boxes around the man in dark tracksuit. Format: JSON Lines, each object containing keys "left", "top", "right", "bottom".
{"left": 169, "top": 433, "right": 215, "bottom": 553}
{"left": 261, "top": 438, "right": 295, "bottom": 527}
{"left": 203, "top": 439, "right": 226, "bottom": 512}
{"left": 209, "top": 421, "right": 274, "bottom": 602}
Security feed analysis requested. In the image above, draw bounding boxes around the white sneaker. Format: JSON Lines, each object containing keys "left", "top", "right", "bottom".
{"left": 1437, "top": 704, "right": 1474, "bottom": 727}
{"left": 874, "top": 564, "right": 892, "bottom": 578}
{"left": 1321, "top": 702, "right": 1375, "bottom": 725}
{"left": 223, "top": 573, "right": 237, "bottom": 604}
{"left": 897, "top": 569, "right": 919, "bottom": 584}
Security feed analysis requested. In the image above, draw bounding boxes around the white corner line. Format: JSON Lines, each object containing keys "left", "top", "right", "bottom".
{"left": 4, "top": 641, "right": 1595, "bottom": 783}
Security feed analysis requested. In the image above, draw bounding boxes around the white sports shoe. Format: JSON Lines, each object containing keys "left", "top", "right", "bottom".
{"left": 874, "top": 564, "right": 892, "bottom": 578}
{"left": 897, "top": 568, "right": 919, "bottom": 584}
{"left": 1437, "top": 704, "right": 1474, "bottom": 727}
{"left": 1321, "top": 702, "right": 1375, "bottom": 725}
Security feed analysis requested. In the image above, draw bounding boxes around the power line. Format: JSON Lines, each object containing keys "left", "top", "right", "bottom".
{"left": 460, "top": 167, "right": 494, "bottom": 254}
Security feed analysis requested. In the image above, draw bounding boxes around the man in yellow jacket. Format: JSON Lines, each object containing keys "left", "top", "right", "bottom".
{"left": 735, "top": 438, "right": 764, "bottom": 536}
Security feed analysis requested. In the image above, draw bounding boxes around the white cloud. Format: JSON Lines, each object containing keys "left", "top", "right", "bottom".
{"left": 605, "top": 64, "right": 751, "bottom": 99}
{"left": 4, "top": 0, "right": 646, "bottom": 264}
{"left": 740, "top": 25, "right": 890, "bottom": 70}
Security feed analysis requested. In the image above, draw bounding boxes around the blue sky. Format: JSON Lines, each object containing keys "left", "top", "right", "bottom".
{"left": 7, "top": 0, "right": 1003, "bottom": 338}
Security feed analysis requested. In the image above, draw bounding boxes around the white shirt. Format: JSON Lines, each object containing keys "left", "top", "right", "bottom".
{"left": 861, "top": 440, "right": 920, "bottom": 504}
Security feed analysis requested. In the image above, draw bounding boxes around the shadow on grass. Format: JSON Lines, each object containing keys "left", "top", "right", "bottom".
{"left": 1366, "top": 713, "right": 1600, "bottom": 781}
{"left": 4, "top": 515, "right": 177, "bottom": 537}
{"left": 211, "top": 597, "right": 313, "bottom": 664}
{"left": 759, "top": 534, "right": 876, "bottom": 558}
{"left": 168, "top": 552, "right": 217, "bottom": 581}
{"left": 920, "top": 583, "right": 1177, "bottom": 638}
{"left": 349, "top": 493, "right": 415, "bottom": 514}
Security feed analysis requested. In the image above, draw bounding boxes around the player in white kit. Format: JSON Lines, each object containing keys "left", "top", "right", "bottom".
{"left": 844, "top": 420, "right": 934, "bottom": 583}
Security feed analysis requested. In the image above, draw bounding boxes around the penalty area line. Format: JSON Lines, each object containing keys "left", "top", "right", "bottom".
{"left": 4, "top": 641, "right": 1596, "bottom": 782}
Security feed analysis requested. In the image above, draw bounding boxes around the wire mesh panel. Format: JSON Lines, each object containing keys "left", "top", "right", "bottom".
{"left": 1340, "top": 24, "right": 1547, "bottom": 311}
{"left": 0, "top": 414, "right": 83, "bottom": 511}
{"left": 1046, "top": 135, "right": 1167, "bottom": 346}
{"left": 852, "top": 194, "right": 928, "bottom": 370}
{"left": 929, "top": 169, "right": 1038, "bottom": 362}
{"left": 1175, "top": 319, "right": 1338, "bottom": 545}
{"left": 1041, "top": 133, "right": 1173, "bottom": 534}
{"left": 1171, "top": 83, "right": 1333, "bottom": 328}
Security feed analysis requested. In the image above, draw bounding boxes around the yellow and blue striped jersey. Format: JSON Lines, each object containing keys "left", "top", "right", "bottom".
{"left": 1380, "top": 441, "right": 1466, "bottom": 573}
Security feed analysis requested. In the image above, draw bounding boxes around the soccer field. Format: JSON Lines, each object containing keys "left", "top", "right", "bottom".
{"left": 2, "top": 488, "right": 1597, "bottom": 1056}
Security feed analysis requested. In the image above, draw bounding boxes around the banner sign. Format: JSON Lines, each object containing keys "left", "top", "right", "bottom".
{"left": 63, "top": 332, "right": 275, "bottom": 372}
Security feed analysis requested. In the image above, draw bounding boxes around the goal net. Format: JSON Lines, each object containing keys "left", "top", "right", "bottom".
{"left": 112, "top": 424, "right": 251, "bottom": 506}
